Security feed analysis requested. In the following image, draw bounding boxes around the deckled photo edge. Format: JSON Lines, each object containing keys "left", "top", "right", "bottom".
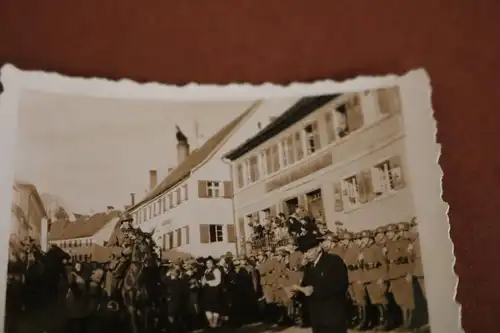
{"left": 0, "top": 64, "right": 461, "bottom": 333}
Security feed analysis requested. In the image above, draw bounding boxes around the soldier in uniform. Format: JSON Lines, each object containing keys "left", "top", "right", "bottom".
{"left": 343, "top": 231, "right": 366, "bottom": 328}
{"left": 287, "top": 250, "right": 305, "bottom": 326}
{"left": 257, "top": 252, "right": 277, "bottom": 323}
{"left": 408, "top": 218, "right": 425, "bottom": 297}
{"left": 386, "top": 222, "right": 415, "bottom": 331}
{"left": 327, "top": 233, "right": 346, "bottom": 259}
{"left": 361, "top": 228, "right": 390, "bottom": 330}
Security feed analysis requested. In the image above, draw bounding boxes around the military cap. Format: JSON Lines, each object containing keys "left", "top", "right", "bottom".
{"left": 360, "top": 230, "right": 372, "bottom": 238}
{"left": 225, "top": 251, "right": 233, "bottom": 258}
{"left": 119, "top": 211, "right": 133, "bottom": 223}
{"left": 385, "top": 224, "right": 398, "bottom": 232}
{"left": 374, "top": 226, "right": 386, "bottom": 234}
{"left": 410, "top": 217, "right": 418, "bottom": 227}
{"left": 342, "top": 231, "right": 353, "bottom": 240}
{"left": 334, "top": 220, "right": 344, "bottom": 226}
{"left": 397, "top": 222, "right": 410, "bottom": 231}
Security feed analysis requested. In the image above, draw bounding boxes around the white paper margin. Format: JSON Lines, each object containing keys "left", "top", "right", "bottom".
{"left": 0, "top": 64, "right": 462, "bottom": 333}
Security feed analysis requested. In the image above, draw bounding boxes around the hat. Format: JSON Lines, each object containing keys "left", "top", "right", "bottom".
{"left": 119, "top": 212, "right": 133, "bottom": 223}
{"left": 386, "top": 224, "right": 398, "bottom": 232}
{"left": 410, "top": 217, "right": 417, "bottom": 227}
{"left": 342, "top": 231, "right": 353, "bottom": 240}
{"left": 374, "top": 226, "right": 386, "bottom": 234}
{"left": 397, "top": 222, "right": 410, "bottom": 231}
{"left": 297, "top": 234, "right": 321, "bottom": 253}
{"left": 360, "top": 230, "right": 372, "bottom": 238}
{"left": 225, "top": 251, "right": 233, "bottom": 258}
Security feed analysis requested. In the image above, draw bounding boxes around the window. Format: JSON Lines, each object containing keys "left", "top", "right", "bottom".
{"left": 264, "top": 147, "right": 273, "bottom": 175}
{"left": 281, "top": 135, "right": 295, "bottom": 166}
{"left": 248, "top": 156, "right": 259, "bottom": 183}
{"left": 168, "top": 232, "right": 174, "bottom": 250}
{"left": 183, "top": 184, "right": 188, "bottom": 201}
{"left": 176, "top": 189, "right": 181, "bottom": 205}
{"left": 371, "top": 158, "right": 404, "bottom": 195}
{"left": 236, "top": 164, "right": 245, "bottom": 188}
{"left": 177, "top": 229, "right": 182, "bottom": 247}
{"left": 304, "top": 121, "right": 320, "bottom": 155}
{"left": 169, "top": 194, "right": 173, "bottom": 209}
{"left": 148, "top": 206, "right": 152, "bottom": 219}
{"left": 207, "top": 181, "right": 220, "bottom": 198}
{"left": 342, "top": 175, "right": 360, "bottom": 208}
{"left": 270, "top": 144, "right": 280, "bottom": 173}
{"left": 157, "top": 199, "right": 162, "bottom": 214}
{"left": 334, "top": 95, "right": 364, "bottom": 138}
{"left": 162, "top": 234, "right": 167, "bottom": 250}
{"left": 163, "top": 196, "right": 167, "bottom": 212}
{"left": 325, "top": 111, "right": 336, "bottom": 144}
{"left": 209, "top": 224, "right": 224, "bottom": 243}
{"left": 294, "top": 132, "right": 304, "bottom": 161}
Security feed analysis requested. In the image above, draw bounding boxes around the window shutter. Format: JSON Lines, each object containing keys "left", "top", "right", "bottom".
{"left": 297, "top": 195, "right": 306, "bottom": 210}
{"left": 377, "top": 87, "right": 401, "bottom": 115}
{"left": 198, "top": 180, "right": 207, "bottom": 198}
{"left": 183, "top": 184, "right": 188, "bottom": 200}
{"left": 223, "top": 181, "right": 234, "bottom": 198}
{"left": 361, "top": 169, "right": 375, "bottom": 201}
{"left": 168, "top": 194, "right": 173, "bottom": 208}
{"left": 227, "top": 224, "right": 237, "bottom": 243}
{"left": 389, "top": 155, "right": 406, "bottom": 190}
{"left": 269, "top": 204, "right": 277, "bottom": 217}
{"left": 177, "top": 229, "right": 182, "bottom": 247}
{"left": 347, "top": 95, "right": 364, "bottom": 132}
{"left": 333, "top": 182, "right": 344, "bottom": 212}
{"left": 238, "top": 217, "right": 246, "bottom": 241}
{"left": 176, "top": 189, "right": 181, "bottom": 205}
{"left": 185, "top": 226, "right": 190, "bottom": 244}
{"left": 199, "top": 224, "right": 210, "bottom": 243}
{"left": 356, "top": 172, "right": 368, "bottom": 203}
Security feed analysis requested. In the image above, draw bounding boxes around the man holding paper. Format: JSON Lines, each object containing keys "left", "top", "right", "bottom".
{"left": 289, "top": 234, "right": 349, "bottom": 333}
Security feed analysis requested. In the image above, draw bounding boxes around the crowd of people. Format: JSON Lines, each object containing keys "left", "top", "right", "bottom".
{"left": 5, "top": 206, "right": 428, "bottom": 333}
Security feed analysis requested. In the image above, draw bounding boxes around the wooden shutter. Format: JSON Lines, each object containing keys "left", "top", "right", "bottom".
{"left": 198, "top": 180, "right": 207, "bottom": 198}
{"left": 199, "top": 224, "right": 210, "bottom": 243}
{"left": 183, "top": 184, "right": 188, "bottom": 200}
{"left": 176, "top": 189, "right": 181, "bottom": 205}
{"left": 168, "top": 194, "right": 173, "bottom": 208}
{"left": 223, "top": 181, "right": 233, "bottom": 198}
{"left": 168, "top": 232, "right": 174, "bottom": 249}
{"left": 227, "top": 224, "right": 237, "bottom": 243}
{"left": 269, "top": 204, "right": 277, "bottom": 217}
{"left": 347, "top": 94, "right": 364, "bottom": 132}
{"left": 356, "top": 172, "right": 368, "bottom": 203}
{"left": 185, "top": 226, "right": 190, "bottom": 245}
{"left": 333, "top": 182, "right": 344, "bottom": 212}
{"left": 389, "top": 155, "right": 406, "bottom": 190}
{"left": 377, "top": 87, "right": 401, "bottom": 115}
{"left": 361, "top": 169, "right": 375, "bottom": 201}
{"left": 238, "top": 217, "right": 246, "bottom": 241}
{"left": 177, "top": 229, "right": 182, "bottom": 247}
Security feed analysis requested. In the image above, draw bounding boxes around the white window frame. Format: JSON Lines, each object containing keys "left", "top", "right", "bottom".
{"left": 303, "top": 120, "right": 320, "bottom": 155}
{"left": 207, "top": 181, "right": 221, "bottom": 198}
{"left": 208, "top": 224, "right": 224, "bottom": 243}
{"left": 341, "top": 174, "right": 361, "bottom": 210}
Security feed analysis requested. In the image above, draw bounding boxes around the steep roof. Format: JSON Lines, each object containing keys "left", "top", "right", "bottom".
{"left": 128, "top": 101, "right": 261, "bottom": 211}
{"left": 223, "top": 94, "right": 339, "bottom": 161}
{"left": 48, "top": 211, "right": 121, "bottom": 241}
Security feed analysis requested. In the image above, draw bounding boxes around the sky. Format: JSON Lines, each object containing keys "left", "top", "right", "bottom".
{"left": 14, "top": 90, "right": 255, "bottom": 214}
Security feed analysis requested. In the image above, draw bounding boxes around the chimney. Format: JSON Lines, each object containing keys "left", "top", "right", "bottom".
{"left": 130, "top": 193, "right": 135, "bottom": 206}
{"left": 149, "top": 169, "right": 158, "bottom": 190}
{"left": 175, "top": 125, "right": 190, "bottom": 165}
{"left": 168, "top": 167, "right": 174, "bottom": 174}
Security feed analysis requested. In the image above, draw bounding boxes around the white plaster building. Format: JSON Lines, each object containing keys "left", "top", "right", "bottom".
{"left": 223, "top": 87, "right": 415, "bottom": 254}
{"left": 127, "top": 98, "right": 299, "bottom": 258}
{"left": 11, "top": 181, "right": 49, "bottom": 249}
{"left": 48, "top": 210, "right": 121, "bottom": 261}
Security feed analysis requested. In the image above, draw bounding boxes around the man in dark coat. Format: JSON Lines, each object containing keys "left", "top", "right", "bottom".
{"left": 290, "top": 234, "right": 349, "bottom": 333}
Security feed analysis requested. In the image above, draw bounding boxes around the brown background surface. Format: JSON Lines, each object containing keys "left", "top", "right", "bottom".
{"left": 1, "top": 1, "right": 499, "bottom": 332}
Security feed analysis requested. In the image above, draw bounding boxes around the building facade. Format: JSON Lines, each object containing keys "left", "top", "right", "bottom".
{"left": 48, "top": 210, "right": 121, "bottom": 261}
{"left": 11, "top": 181, "right": 49, "bottom": 248}
{"left": 224, "top": 87, "right": 415, "bottom": 254}
{"left": 127, "top": 98, "right": 298, "bottom": 258}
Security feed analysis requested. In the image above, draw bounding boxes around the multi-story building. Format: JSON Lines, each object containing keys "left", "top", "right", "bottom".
{"left": 48, "top": 210, "right": 121, "bottom": 262}
{"left": 11, "top": 181, "right": 49, "bottom": 249}
{"left": 223, "top": 87, "right": 414, "bottom": 254}
{"left": 127, "top": 98, "right": 299, "bottom": 258}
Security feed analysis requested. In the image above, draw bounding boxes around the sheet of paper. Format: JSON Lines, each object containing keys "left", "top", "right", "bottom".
{"left": 0, "top": 64, "right": 461, "bottom": 333}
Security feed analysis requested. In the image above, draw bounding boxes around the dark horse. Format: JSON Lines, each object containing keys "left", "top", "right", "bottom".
{"left": 120, "top": 237, "right": 160, "bottom": 333}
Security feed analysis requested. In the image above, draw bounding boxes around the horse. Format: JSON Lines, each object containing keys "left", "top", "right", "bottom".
{"left": 120, "top": 236, "right": 160, "bottom": 333}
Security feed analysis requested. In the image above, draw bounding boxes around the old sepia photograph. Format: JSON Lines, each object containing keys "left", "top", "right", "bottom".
{"left": 0, "top": 67, "right": 459, "bottom": 333}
